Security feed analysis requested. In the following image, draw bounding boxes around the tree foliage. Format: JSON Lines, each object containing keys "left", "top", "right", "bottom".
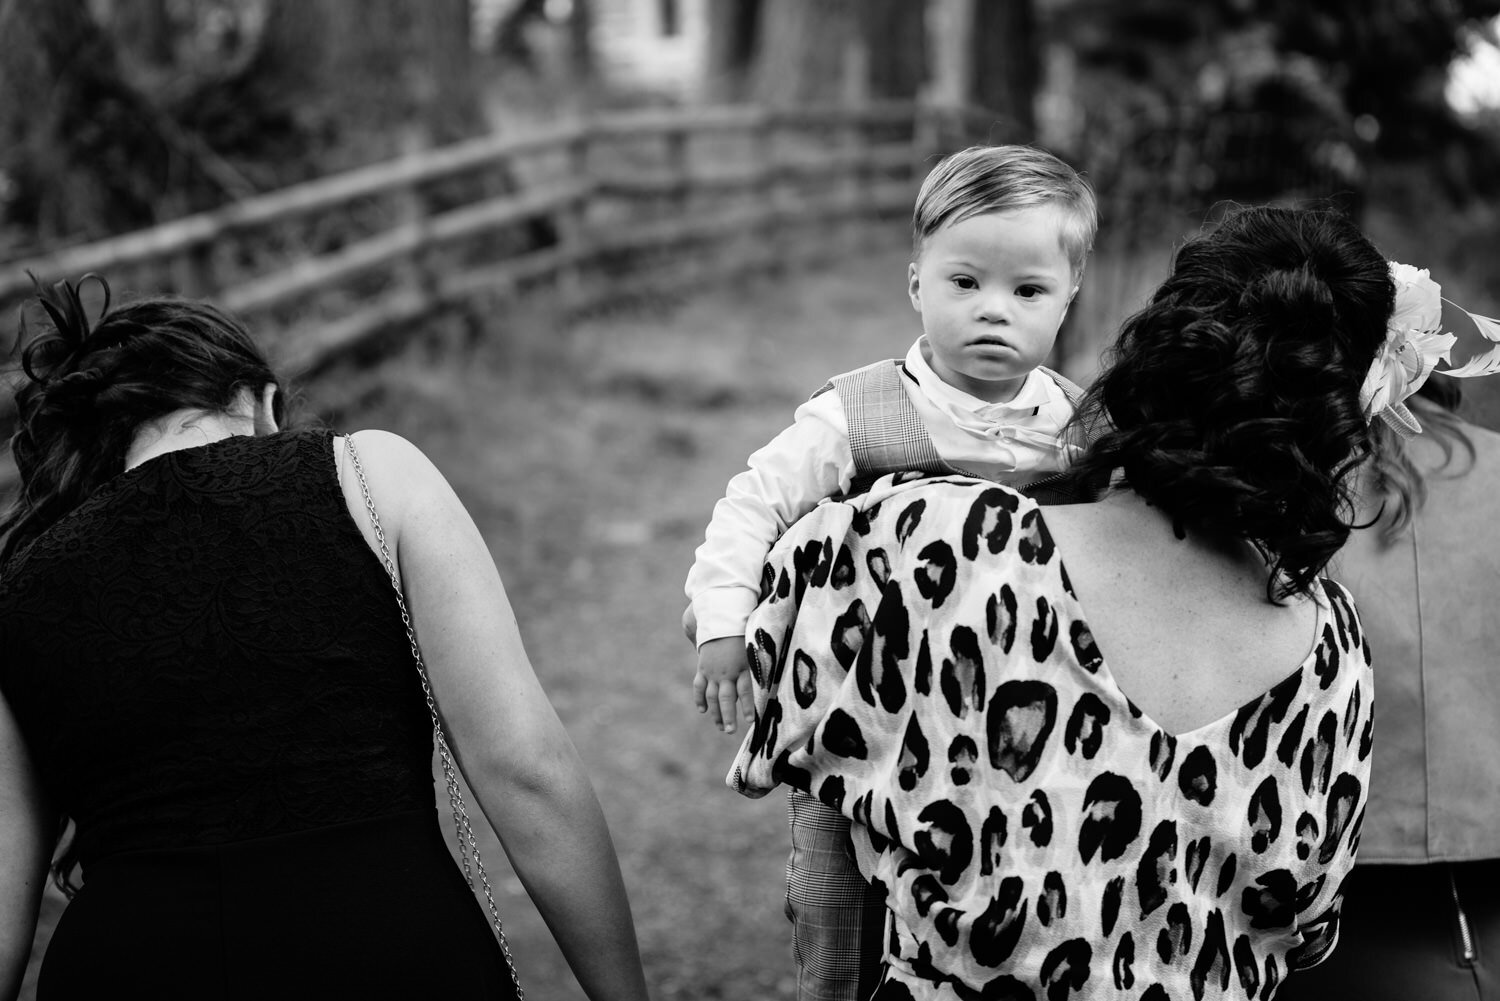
{"left": 0, "top": 0, "right": 486, "bottom": 249}
{"left": 1043, "top": 0, "right": 1500, "bottom": 228}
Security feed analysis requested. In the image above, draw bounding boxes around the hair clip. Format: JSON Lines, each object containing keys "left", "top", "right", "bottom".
{"left": 17, "top": 273, "right": 113, "bottom": 382}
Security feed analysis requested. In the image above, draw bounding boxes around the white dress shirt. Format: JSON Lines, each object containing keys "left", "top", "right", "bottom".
{"left": 685, "top": 338, "right": 1078, "bottom": 646}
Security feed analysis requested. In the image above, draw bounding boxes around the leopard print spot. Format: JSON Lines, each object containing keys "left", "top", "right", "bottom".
{"left": 948, "top": 734, "right": 979, "bottom": 786}
{"left": 1317, "top": 772, "right": 1363, "bottom": 865}
{"left": 987, "top": 680, "right": 1058, "bottom": 783}
{"left": 987, "top": 584, "right": 1019, "bottom": 653}
{"left": 1069, "top": 620, "right": 1102, "bottom": 673}
{"left": 1184, "top": 834, "right": 1210, "bottom": 893}
{"left": 898, "top": 715, "right": 930, "bottom": 792}
{"left": 1078, "top": 772, "right": 1143, "bottom": 865}
{"left": 1156, "top": 902, "right": 1193, "bottom": 962}
{"left": 915, "top": 799, "right": 973, "bottom": 886}
{"left": 941, "top": 626, "right": 986, "bottom": 719}
{"left": 962, "top": 487, "right": 1019, "bottom": 560}
{"left": 1248, "top": 776, "right": 1283, "bottom": 854}
{"left": 1017, "top": 507, "right": 1056, "bottom": 565}
{"left": 1064, "top": 692, "right": 1112, "bottom": 760}
{"left": 1112, "top": 932, "right": 1135, "bottom": 989}
{"left": 1030, "top": 596, "right": 1060, "bottom": 660}
{"left": 979, "top": 806, "right": 1008, "bottom": 877}
{"left": 969, "top": 875, "right": 1029, "bottom": 967}
{"left": 1037, "top": 870, "right": 1067, "bottom": 927}
{"left": 1136, "top": 819, "right": 1179, "bottom": 918}
{"left": 1233, "top": 935, "right": 1261, "bottom": 996}
{"left": 895, "top": 498, "right": 927, "bottom": 547}
{"left": 1100, "top": 875, "right": 1124, "bottom": 936}
{"left": 1241, "top": 870, "right": 1297, "bottom": 929}
{"left": 820, "top": 708, "right": 868, "bottom": 759}
{"left": 1191, "top": 908, "right": 1232, "bottom": 998}
{"left": 1178, "top": 746, "right": 1218, "bottom": 806}
{"left": 830, "top": 599, "right": 870, "bottom": 671}
{"left": 915, "top": 540, "right": 958, "bottom": 608}
{"left": 1038, "top": 938, "right": 1091, "bottom": 1000}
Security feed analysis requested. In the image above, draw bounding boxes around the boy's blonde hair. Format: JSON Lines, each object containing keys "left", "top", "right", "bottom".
{"left": 913, "top": 145, "right": 1098, "bottom": 282}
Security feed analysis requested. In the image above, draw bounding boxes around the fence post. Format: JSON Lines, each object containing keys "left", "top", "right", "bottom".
{"left": 663, "top": 123, "right": 692, "bottom": 286}
{"left": 170, "top": 242, "right": 214, "bottom": 298}
{"left": 392, "top": 152, "right": 434, "bottom": 325}
{"left": 556, "top": 126, "right": 592, "bottom": 312}
{"left": 840, "top": 109, "right": 864, "bottom": 253}
{"left": 913, "top": 103, "right": 941, "bottom": 196}
{"left": 754, "top": 109, "right": 783, "bottom": 277}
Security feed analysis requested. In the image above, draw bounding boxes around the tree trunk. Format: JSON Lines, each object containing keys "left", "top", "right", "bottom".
{"left": 970, "top": 0, "right": 1039, "bottom": 139}
{"left": 0, "top": 0, "right": 182, "bottom": 239}
{"left": 751, "top": 0, "right": 855, "bottom": 106}
{"left": 316, "top": 0, "right": 484, "bottom": 154}
{"left": 702, "top": 0, "right": 763, "bottom": 102}
{"left": 862, "top": 0, "right": 928, "bottom": 100}
{"left": 569, "top": 0, "right": 597, "bottom": 82}
{"left": 107, "top": 0, "right": 174, "bottom": 70}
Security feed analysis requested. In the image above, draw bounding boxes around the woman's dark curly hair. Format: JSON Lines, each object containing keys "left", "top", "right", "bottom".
{"left": 1059, "top": 206, "right": 1395, "bottom": 601}
{"left": 1, "top": 274, "right": 285, "bottom": 567}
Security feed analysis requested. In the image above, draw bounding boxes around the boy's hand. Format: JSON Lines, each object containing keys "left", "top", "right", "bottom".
{"left": 693, "top": 636, "right": 754, "bottom": 735}
{"left": 681, "top": 604, "right": 698, "bottom": 646}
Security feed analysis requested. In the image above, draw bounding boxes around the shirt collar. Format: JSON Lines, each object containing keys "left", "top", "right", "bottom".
{"left": 902, "top": 337, "right": 1054, "bottom": 418}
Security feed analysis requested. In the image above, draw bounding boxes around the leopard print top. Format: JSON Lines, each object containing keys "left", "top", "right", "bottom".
{"left": 730, "top": 474, "right": 1372, "bottom": 1000}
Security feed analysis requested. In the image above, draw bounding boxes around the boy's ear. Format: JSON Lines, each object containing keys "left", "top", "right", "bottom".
{"left": 907, "top": 262, "right": 922, "bottom": 312}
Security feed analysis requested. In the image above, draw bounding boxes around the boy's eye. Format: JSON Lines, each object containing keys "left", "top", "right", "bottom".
{"left": 1016, "top": 285, "right": 1045, "bottom": 299}
{"left": 951, "top": 276, "right": 978, "bottom": 291}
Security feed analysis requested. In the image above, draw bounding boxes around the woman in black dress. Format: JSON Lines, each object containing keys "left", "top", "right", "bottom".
{"left": 0, "top": 277, "right": 650, "bottom": 1000}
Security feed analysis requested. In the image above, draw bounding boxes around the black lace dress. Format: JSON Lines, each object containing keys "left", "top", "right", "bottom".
{"left": 0, "top": 429, "right": 515, "bottom": 1000}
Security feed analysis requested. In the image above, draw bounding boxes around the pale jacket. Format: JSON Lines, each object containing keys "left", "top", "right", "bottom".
{"left": 1333, "top": 420, "right": 1500, "bottom": 863}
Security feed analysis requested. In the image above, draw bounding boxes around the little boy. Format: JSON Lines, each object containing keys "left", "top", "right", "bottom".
{"left": 687, "top": 144, "right": 1098, "bottom": 729}
{"left": 683, "top": 144, "right": 1099, "bottom": 1000}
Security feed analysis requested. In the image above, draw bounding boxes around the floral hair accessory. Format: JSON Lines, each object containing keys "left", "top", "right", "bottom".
{"left": 1358, "top": 262, "right": 1500, "bottom": 437}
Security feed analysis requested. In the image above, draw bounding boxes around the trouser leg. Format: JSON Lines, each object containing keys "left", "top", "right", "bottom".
{"left": 785, "top": 788, "right": 885, "bottom": 1001}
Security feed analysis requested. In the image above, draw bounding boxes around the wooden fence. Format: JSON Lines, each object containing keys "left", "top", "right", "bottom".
{"left": 1, "top": 101, "right": 1000, "bottom": 380}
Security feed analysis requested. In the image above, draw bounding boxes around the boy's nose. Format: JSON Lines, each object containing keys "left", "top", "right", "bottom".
{"left": 974, "top": 293, "right": 1011, "bottom": 323}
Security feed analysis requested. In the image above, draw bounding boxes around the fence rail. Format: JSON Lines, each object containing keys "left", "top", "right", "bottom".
{"left": 2, "top": 101, "right": 1000, "bottom": 379}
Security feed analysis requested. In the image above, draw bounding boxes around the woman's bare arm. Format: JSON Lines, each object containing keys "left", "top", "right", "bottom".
{"left": 0, "top": 693, "right": 51, "bottom": 1001}
{"left": 339, "top": 430, "right": 650, "bottom": 1001}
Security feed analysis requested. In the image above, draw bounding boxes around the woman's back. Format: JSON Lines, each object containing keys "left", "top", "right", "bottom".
{"left": 1041, "top": 493, "right": 1323, "bottom": 737}
{"left": 0, "top": 428, "right": 433, "bottom": 861}
{"left": 0, "top": 428, "right": 514, "bottom": 999}
{"left": 731, "top": 475, "right": 1374, "bottom": 999}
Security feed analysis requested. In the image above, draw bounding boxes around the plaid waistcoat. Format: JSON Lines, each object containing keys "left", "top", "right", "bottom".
{"left": 815, "top": 358, "right": 1090, "bottom": 501}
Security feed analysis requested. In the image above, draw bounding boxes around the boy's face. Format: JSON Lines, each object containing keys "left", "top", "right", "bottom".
{"left": 908, "top": 205, "right": 1076, "bottom": 404}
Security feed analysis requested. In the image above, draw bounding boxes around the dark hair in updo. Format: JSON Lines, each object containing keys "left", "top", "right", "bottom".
{"left": 1, "top": 275, "right": 286, "bottom": 566}
{"left": 1061, "top": 206, "right": 1395, "bottom": 600}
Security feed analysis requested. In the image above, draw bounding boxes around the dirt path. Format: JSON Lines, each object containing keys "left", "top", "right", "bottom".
{"left": 337, "top": 242, "right": 923, "bottom": 999}
{"left": 275, "top": 247, "right": 919, "bottom": 1001}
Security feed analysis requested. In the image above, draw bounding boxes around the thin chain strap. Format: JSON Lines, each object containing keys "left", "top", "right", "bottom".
{"left": 344, "top": 435, "right": 525, "bottom": 999}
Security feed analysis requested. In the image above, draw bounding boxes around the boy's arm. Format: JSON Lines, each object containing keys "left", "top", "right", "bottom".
{"left": 685, "top": 391, "right": 853, "bottom": 646}
{"left": 686, "top": 391, "right": 854, "bottom": 732}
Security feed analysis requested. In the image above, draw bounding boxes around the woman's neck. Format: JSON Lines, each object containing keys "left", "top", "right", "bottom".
{"left": 124, "top": 409, "right": 255, "bottom": 471}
